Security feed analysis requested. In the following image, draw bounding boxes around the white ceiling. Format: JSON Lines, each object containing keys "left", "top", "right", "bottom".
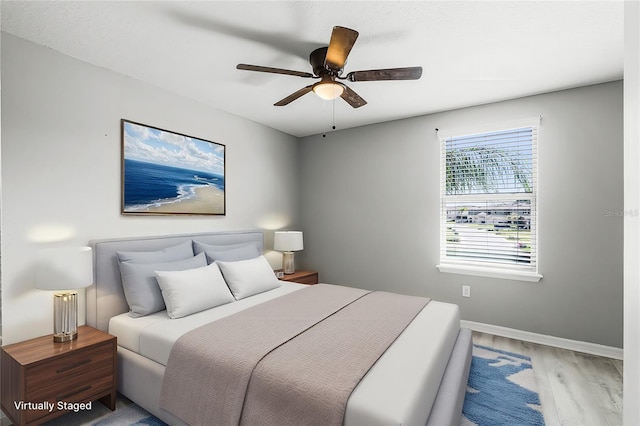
{"left": 1, "top": 1, "right": 624, "bottom": 137}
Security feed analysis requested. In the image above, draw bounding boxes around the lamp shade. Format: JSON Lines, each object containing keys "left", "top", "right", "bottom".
{"left": 273, "top": 231, "right": 304, "bottom": 252}
{"left": 35, "top": 246, "right": 93, "bottom": 291}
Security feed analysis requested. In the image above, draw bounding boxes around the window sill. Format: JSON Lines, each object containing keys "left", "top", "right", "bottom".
{"left": 436, "top": 263, "right": 543, "bottom": 282}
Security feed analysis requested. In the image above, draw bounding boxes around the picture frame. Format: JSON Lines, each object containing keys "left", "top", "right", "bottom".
{"left": 121, "top": 119, "right": 226, "bottom": 216}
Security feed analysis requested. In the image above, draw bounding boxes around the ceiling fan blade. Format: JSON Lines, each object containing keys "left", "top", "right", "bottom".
{"left": 237, "top": 64, "right": 314, "bottom": 78}
{"left": 325, "top": 26, "right": 359, "bottom": 71}
{"left": 274, "top": 84, "right": 315, "bottom": 106}
{"left": 340, "top": 84, "right": 367, "bottom": 108}
{"left": 347, "top": 67, "right": 423, "bottom": 82}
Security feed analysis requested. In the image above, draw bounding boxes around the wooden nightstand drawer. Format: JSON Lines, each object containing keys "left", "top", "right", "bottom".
{"left": 23, "top": 374, "right": 114, "bottom": 424}
{"left": 1, "top": 326, "right": 117, "bottom": 426}
{"left": 278, "top": 270, "right": 319, "bottom": 285}
{"left": 292, "top": 273, "right": 319, "bottom": 285}
{"left": 26, "top": 342, "right": 114, "bottom": 401}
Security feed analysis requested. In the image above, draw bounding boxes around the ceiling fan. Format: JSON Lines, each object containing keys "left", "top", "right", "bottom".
{"left": 236, "top": 26, "right": 423, "bottom": 108}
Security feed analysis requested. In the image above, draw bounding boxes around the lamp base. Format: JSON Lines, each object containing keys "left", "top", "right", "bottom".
{"left": 282, "top": 251, "right": 296, "bottom": 274}
{"left": 53, "top": 291, "right": 79, "bottom": 343}
{"left": 53, "top": 332, "right": 78, "bottom": 343}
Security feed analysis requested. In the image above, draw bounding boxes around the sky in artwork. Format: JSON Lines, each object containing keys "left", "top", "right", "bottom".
{"left": 123, "top": 121, "right": 224, "bottom": 176}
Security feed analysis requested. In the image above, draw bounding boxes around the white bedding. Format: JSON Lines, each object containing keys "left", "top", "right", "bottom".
{"left": 109, "top": 282, "right": 461, "bottom": 425}
{"left": 110, "top": 281, "right": 303, "bottom": 365}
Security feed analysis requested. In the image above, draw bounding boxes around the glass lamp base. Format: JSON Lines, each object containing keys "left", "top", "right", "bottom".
{"left": 282, "top": 252, "right": 296, "bottom": 274}
{"left": 53, "top": 291, "right": 79, "bottom": 343}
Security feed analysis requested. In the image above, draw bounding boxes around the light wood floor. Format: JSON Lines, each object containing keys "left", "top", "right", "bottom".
{"left": 472, "top": 331, "right": 623, "bottom": 426}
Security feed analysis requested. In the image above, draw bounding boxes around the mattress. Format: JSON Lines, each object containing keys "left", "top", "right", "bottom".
{"left": 109, "top": 281, "right": 461, "bottom": 425}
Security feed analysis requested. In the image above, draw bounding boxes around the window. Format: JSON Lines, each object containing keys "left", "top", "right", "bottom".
{"left": 437, "top": 118, "right": 541, "bottom": 282}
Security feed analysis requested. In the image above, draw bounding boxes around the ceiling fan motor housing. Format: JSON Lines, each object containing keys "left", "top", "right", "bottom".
{"left": 310, "top": 47, "right": 336, "bottom": 77}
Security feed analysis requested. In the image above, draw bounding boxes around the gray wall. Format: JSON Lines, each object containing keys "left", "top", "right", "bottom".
{"left": 299, "top": 81, "right": 623, "bottom": 348}
{"left": 1, "top": 34, "right": 300, "bottom": 344}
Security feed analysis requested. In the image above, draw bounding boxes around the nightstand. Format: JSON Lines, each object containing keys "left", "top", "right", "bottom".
{"left": 278, "top": 270, "right": 319, "bottom": 285}
{"left": 0, "top": 325, "right": 117, "bottom": 425}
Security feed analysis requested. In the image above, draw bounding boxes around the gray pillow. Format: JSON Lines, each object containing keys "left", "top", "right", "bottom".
{"left": 204, "top": 244, "right": 260, "bottom": 263}
{"left": 116, "top": 240, "right": 193, "bottom": 264}
{"left": 193, "top": 240, "right": 260, "bottom": 256}
{"left": 119, "top": 252, "right": 207, "bottom": 317}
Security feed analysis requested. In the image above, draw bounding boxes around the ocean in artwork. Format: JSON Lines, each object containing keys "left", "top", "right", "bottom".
{"left": 123, "top": 159, "right": 225, "bottom": 211}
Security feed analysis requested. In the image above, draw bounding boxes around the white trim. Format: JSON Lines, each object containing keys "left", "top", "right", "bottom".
{"left": 437, "top": 116, "right": 542, "bottom": 139}
{"left": 444, "top": 193, "right": 535, "bottom": 202}
{"left": 437, "top": 263, "right": 542, "bottom": 282}
{"left": 461, "top": 320, "right": 623, "bottom": 360}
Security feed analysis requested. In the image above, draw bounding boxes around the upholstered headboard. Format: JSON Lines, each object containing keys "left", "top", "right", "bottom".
{"left": 86, "top": 230, "right": 264, "bottom": 331}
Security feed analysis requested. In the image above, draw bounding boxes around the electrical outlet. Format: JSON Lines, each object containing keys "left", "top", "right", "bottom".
{"left": 462, "top": 285, "right": 471, "bottom": 298}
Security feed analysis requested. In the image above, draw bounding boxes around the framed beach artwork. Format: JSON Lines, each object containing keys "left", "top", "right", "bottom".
{"left": 121, "top": 119, "right": 225, "bottom": 215}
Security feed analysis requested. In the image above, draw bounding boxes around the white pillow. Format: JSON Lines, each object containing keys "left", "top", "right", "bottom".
{"left": 120, "top": 252, "right": 207, "bottom": 317}
{"left": 216, "top": 255, "right": 281, "bottom": 300}
{"left": 155, "top": 263, "right": 235, "bottom": 319}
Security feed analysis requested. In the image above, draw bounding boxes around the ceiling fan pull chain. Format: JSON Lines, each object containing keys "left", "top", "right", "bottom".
{"left": 332, "top": 97, "right": 337, "bottom": 132}
{"left": 322, "top": 101, "right": 328, "bottom": 138}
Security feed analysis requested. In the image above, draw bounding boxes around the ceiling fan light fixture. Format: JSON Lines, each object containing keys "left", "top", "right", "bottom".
{"left": 313, "top": 81, "right": 344, "bottom": 100}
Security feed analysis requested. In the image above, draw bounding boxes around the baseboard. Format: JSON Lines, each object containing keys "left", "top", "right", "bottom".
{"left": 461, "top": 320, "right": 623, "bottom": 360}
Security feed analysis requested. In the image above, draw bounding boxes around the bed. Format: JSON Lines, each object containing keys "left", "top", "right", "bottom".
{"left": 87, "top": 230, "right": 472, "bottom": 426}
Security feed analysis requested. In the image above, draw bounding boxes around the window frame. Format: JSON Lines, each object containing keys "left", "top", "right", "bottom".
{"left": 436, "top": 118, "right": 542, "bottom": 282}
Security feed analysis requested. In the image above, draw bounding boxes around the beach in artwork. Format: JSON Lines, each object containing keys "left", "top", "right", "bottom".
{"left": 129, "top": 185, "right": 224, "bottom": 214}
{"left": 123, "top": 159, "right": 225, "bottom": 214}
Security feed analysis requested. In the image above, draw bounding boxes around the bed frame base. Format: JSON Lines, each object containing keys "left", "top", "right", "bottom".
{"left": 116, "top": 328, "right": 472, "bottom": 426}
{"left": 426, "top": 327, "right": 472, "bottom": 425}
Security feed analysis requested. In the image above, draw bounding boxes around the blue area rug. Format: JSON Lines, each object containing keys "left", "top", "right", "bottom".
{"left": 90, "top": 404, "right": 166, "bottom": 426}
{"left": 462, "top": 344, "right": 545, "bottom": 426}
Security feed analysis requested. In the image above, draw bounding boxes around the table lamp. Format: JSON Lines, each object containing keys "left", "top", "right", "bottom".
{"left": 35, "top": 246, "right": 93, "bottom": 342}
{"left": 273, "top": 231, "right": 304, "bottom": 274}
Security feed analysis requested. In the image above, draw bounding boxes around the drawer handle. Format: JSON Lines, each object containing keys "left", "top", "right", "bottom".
{"left": 58, "top": 385, "right": 92, "bottom": 401}
{"left": 56, "top": 358, "right": 91, "bottom": 374}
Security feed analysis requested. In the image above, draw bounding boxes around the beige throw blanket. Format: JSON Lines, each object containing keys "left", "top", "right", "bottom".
{"left": 160, "top": 284, "right": 429, "bottom": 426}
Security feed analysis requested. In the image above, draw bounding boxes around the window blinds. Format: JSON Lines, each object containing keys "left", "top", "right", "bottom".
{"left": 440, "top": 124, "right": 538, "bottom": 271}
